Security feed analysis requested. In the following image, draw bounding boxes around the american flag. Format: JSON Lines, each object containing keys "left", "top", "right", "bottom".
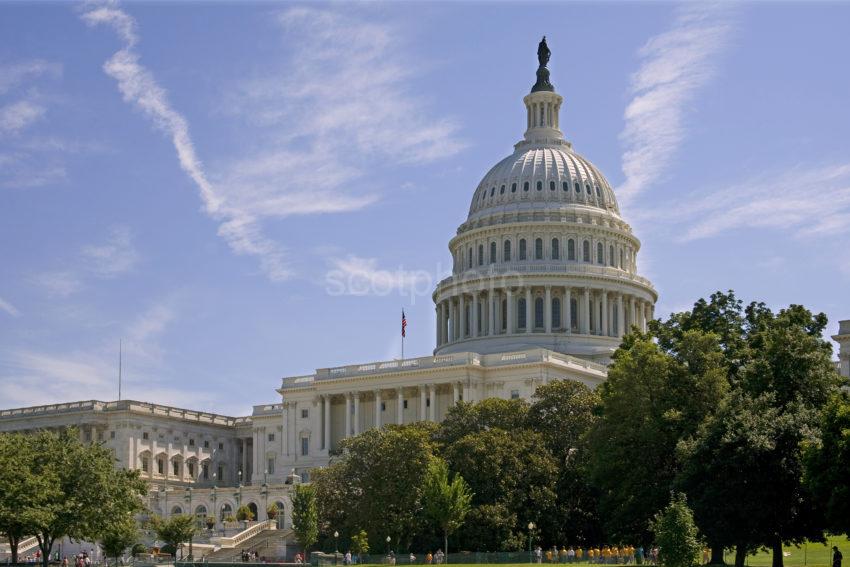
{"left": 401, "top": 310, "right": 407, "bottom": 338}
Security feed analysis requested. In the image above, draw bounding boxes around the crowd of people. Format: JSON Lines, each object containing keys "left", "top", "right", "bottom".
{"left": 532, "top": 545, "right": 661, "bottom": 564}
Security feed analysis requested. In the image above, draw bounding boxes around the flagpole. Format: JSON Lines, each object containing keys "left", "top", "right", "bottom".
{"left": 118, "top": 338, "right": 122, "bottom": 401}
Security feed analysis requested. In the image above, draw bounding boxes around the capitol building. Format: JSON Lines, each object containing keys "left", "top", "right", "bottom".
{"left": 1, "top": 40, "right": 848, "bottom": 539}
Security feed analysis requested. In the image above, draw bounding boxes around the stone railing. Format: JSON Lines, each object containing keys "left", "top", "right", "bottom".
{"left": 0, "top": 399, "right": 246, "bottom": 426}
{"left": 208, "top": 519, "right": 276, "bottom": 549}
{"left": 436, "top": 262, "right": 655, "bottom": 290}
{"left": 0, "top": 536, "right": 39, "bottom": 555}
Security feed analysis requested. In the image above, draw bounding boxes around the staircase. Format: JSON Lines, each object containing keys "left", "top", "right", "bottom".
{"left": 0, "top": 537, "right": 40, "bottom": 560}
{"left": 204, "top": 529, "right": 293, "bottom": 562}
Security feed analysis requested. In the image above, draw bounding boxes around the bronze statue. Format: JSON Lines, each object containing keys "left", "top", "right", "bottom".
{"left": 537, "top": 36, "right": 551, "bottom": 68}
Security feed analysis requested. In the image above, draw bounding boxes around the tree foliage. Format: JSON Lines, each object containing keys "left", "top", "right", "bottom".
{"left": 350, "top": 530, "right": 370, "bottom": 555}
{"left": 804, "top": 392, "right": 850, "bottom": 536}
{"left": 653, "top": 494, "right": 701, "bottom": 567}
{"left": 150, "top": 515, "right": 196, "bottom": 558}
{"left": 422, "top": 459, "right": 473, "bottom": 555}
{"left": 292, "top": 483, "right": 319, "bottom": 553}
{"left": 100, "top": 515, "right": 138, "bottom": 564}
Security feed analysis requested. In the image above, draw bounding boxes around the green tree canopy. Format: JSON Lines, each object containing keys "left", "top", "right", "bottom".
{"left": 422, "top": 458, "right": 473, "bottom": 557}
{"left": 653, "top": 494, "right": 702, "bottom": 567}
{"left": 150, "top": 514, "right": 196, "bottom": 559}
{"left": 100, "top": 515, "right": 138, "bottom": 565}
{"left": 434, "top": 398, "right": 529, "bottom": 448}
{"left": 292, "top": 483, "right": 319, "bottom": 554}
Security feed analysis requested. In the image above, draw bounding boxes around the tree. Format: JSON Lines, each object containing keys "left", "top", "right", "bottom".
{"left": 587, "top": 330, "right": 726, "bottom": 544}
{"left": 292, "top": 483, "right": 319, "bottom": 554}
{"left": 350, "top": 530, "right": 370, "bottom": 555}
{"left": 653, "top": 494, "right": 701, "bottom": 567}
{"left": 236, "top": 504, "right": 254, "bottom": 522}
{"left": 150, "top": 515, "right": 196, "bottom": 559}
{"left": 22, "top": 429, "right": 148, "bottom": 567}
{"left": 0, "top": 432, "right": 58, "bottom": 564}
{"left": 434, "top": 398, "right": 529, "bottom": 449}
{"left": 804, "top": 392, "right": 850, "bottom": 536}
{"left": 100, "top": 515, "right": 138, "bottom": 566}
{"left": 422, "top": 459, "right": 473, "bottom": 558}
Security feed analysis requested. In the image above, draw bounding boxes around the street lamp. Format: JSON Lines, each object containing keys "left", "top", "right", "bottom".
{"left": 527, "top": 522, "right": 535, "bottom": 564}
{"left": 386, "top": 536, "right": 391, "bottom": 556}
{"left": 334, "top": 531, "right": 339, "bottom": 566}
{"left": 184, "top": 488, "right": 194, "bottom": 560}
{"left": 261, "top": 483, "right": 269, "bottom": 521}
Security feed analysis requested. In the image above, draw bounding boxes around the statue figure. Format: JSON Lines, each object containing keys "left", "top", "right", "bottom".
{"left": 537, "top": 36, "right": 551, "bottom": 68}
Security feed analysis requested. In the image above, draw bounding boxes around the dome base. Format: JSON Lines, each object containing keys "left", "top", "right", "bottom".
{"left": 434, "top": 333, "right": 620, "bottom": 365}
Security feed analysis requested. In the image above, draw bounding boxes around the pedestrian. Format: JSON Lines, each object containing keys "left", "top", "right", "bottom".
{"left": 833, "top": 546, "right": 843, "bottom": 567}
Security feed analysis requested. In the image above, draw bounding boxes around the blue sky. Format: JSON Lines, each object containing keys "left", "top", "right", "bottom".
{"left": 1, "top": 2, "right": 848, "bottom": 415}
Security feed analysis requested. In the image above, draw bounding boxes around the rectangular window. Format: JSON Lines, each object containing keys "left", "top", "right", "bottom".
{"left": 204, "top": 440, "right": 210, "bottom": 448}
{"left": 189, "top": 438, "right": 195, "bottom": 446}
{"left": 267, "top": 458, "right": 275, "bottom": 475}
{"left": 301, "top": 437, "right": 309, "bottom": 456}
{"left": 202, "top": 463, "right": 209, "bottom": 480}
{"left": 301, "top": 409, "right": 309, "bottom": 419}
{"left": 110, "top": 431, "right": 116, "bottom": 439}
{"left": 426, "top": 398, "right": 431, "bottom": 407}
{"left": 218, "top": 442, "right": 224, "bottom": 450}
{"left": 268, "top": 433, "right": 275, "bottom": 442}
{"left": 217, "top": 465, "right": 224, "bottom": 482}
{"left": 188, "top": 462, "right": 195, "bottom": 477}
{"left": 403, "top": 400, "right": 408, "bottom": 409}
{"left": 172, "top": 460, "right": 179, "bottom": 476}
{"left": 381, "top": 402, "right": 386, "bottom": 411}
{"left": 142, "top": 432, "right": 149, "bottom": 440}
{"left": 157, "top": 459, "right": 164, "bottom": 475}
{"left": 511, "top": 390, "right": 520, "bottom": 400}
{"left": 141, "top": 457, "right": 149, "bottom": 472}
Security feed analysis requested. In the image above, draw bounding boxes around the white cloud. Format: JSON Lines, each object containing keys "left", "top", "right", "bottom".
{"left": 325, "top": 255, "right": 433, "bottom": 299}
{"left": 0, "top": 296, "right": 20, "bottom": 317}
{"left": 618, "top": 3, "right": 735, "bottom": 208}
{"left": 649, "top": 162, "right": 850, "bottom": 241}
{"left": 0, "top": 59, "right": 61, "bottom": 95}
{"left": 0, "top": 100, "right": 46, "bottom": 135}
{"left": 30, "top": 271, "right": 84, "bottom": 297}
{"left": 81, "top": 225, "right": 139, "bottom": 277}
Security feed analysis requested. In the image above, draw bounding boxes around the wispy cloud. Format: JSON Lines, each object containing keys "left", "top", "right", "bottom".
{"left": 0, "top": 100, "right": 46, "bottom": 135}
{"left": 618, "top": 3, "right": 735, "bottom": 208}
{"left": 325, "top": 255, "right": 434, "bottom": 301}
{"left": 81, "top": 225, "right": 139, "bottom": 278}
{"left": 657, "top": 162, "right": 850, "bottom": 241}
{"left": 31, "top": 226, "right": 138, "bottom": 296}
{"left": 0, "top": 59, "right": 61, "bottom": 95}
{"left": 0, "top": 296, "right": 20, "bottom": 318}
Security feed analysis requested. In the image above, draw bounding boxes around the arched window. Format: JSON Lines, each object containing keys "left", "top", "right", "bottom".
{"left": 501, "top": 299, "right": 507, "bottom": 331}
{"left": 597, "top": 242, "right": 604, "bottom": 264}
{"left": 504, "top": 240, "right": 511, "bottom": 262}
{"left": 568, "top": 239, "right": 576, "bottom": 261}
{"left": 534, "top": 297, "right": 544, "bottom": 328}
{"left": 524, "top": 181, "right": 529, "bottom": 192}
{"left": 620, "top": 250, "right": 624, "bottom": 269}
{"left": 511, "top": 183, "right": 517, "bottom": 193}
{"left": 171, "top": 505, "right": 183, "bottom": 515}
{"left": 519, "top": 239, "right": 527, "bottom": 260}
{"left": 535, "top": 238, "right": 543, "bottom": 260}
{"left": 609, "top": 245, "right": 615, "bottom": 266}
{"left": 478, "top": 244, "right": 484, "bottom": 266}
{"left": 464, "top": 305, "right": 470, "bottom": 336}
{"left": 552, "top": 298, "right": 561, "bottom": 328}
{"left": 585, "top": 184, "right": 591, "bottom": 194}
{"left": 490, "top": 187, "right": 495, "bottom": 197}
{"left": 570, "top": 298, "right": 578, "bottom": 331}
{"left": 220, "top": 503, "right": 233, "bottom": 521}
{"left": 518, "top": 298, "right": 527, "bottom": 329}
{"left": 563, "top": 181, "right": 569, "bottom": 191}
{"left": 596, "top": 186, "right": 602, "bottom": 200}
{"left": 550, "top": 181, "right": 556, "bottom": 191}
{"left": 536, "top": 181, "right": 543, "bottom": 191}
{"left": 468, "top": 247, "right": 472, "bottom": 269}
{"left": 551, "top": 238, "right": 560, "bottom": 260}
{"left": 500, "top": 185, "right": 505, "bottom": 194}
{"left": 583, "top": 240, "right": 591, "bottom": 262}
{"left": 574, "top": 182, "right": 580, "bottom": 193}
{"left": 490, "top": 242, "right": 497, "bottom": 264}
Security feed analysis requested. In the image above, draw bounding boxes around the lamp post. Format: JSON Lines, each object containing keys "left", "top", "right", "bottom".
{"left": 211, "top": 486, "right": 218, "bottom": 532}
{"left": 334, "top": 531, "right": 339, "bottom": 566}
{"left": 527, "top": 522, "right": 535, "bottom": 564}
{"left": 184, "top": 488, "right": 194, "bottom": 560}
{"left": 261, "top": 483, "right": 269, "bottom": 521}
{"left": 386, "top": 536, "right": 391, "bottom": 556}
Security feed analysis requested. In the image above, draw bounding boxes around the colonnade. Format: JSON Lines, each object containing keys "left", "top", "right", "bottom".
{"left": 435, "top": 286, "right": 653, "bottom": 347}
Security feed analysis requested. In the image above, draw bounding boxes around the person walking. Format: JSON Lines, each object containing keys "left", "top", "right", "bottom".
{"left": 833, "top": 546, "right": 843, "bottom": 567}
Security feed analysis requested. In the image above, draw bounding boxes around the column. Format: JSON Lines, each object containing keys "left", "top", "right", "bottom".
{"left": 251, "top": 430, "right": 258, "bottom": 482}
{"left": 353, "top": 394, "right": 360, "bottom": 436}
{"left": 525, "top": 287, "right": 532, "bottom": 333}
{"left": 458, "top": 294, "right": 466, "bottom": 339}
{"left": 582, "top": 288, "right": 590, "bottom": 335}
{"left": 488, "top": 291, "right": 496, "bottom": 336}
{"left": 282, "top": 403, "right": 289, "bottom": 456}
{"left": 565, "top": 288, "right": 572, "bottom": 333}
{"left": 472, "top": 293, "right": 479, "bottom": 338}
{"left": 452, "top": 383, "right": 460, "bottom": 404}
{"left": 544, "top": 286, "right": 552, "bottom": 333}
{"left": 396, "top": 388, "right": 404, "bottom": 425}
{"left": 506, "top": 288, "right": 514, "bottom": 334}
{"left": 420, "top": 385, "right": 427, "bottom": 421}
{"left": 374, "top": 390, "right": 382, "bottom": 429}
{"left": 617, "top": 293, "right": 625, "bottom": 338}
{"left": 344, "top": 394, "right": 352, "bottom": 439}
{"left": 428, "top": 384, "right": 436, "bottom": 421}
{"left": 442, "top": 302, "right": 449, "bottom": 344}
{"left": 630, "top": 297, "right": 637, "bottom": 332}
{"left": 323, "top": 395, "right": 331, "bottom": 452}
{"left": 601, "top": 292, "right": 609, "bottom": 337}
{"left": 450, "top": 300, "right": 456, "bottom": 342}
{"left": 436, "top": 304, "right": 442, "bottom": 346}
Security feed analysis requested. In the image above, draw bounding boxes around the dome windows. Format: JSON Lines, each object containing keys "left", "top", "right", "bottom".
{"left": 552, "top": 298, "right": 561, "bottom": 328}
{"left": 511, "top": 183, "right": 517, "bottom": 193}
{"left": 523, "top": 182, "right": 530, "bottom": 192}
{"left": 596, "top": 186, "right": 602, "bottom": 200}
{"left": 562, "top": 181, "right": 569, "bottom": 192}
{"left": 582, "top": 240, "right": 591, "bottom": 262}
{"left": 504, "top": 240, "right": 512, "bottom": 262}
{"left": 500, "top": 185, "right": 505, "bottom": 194}
{"left": 551, "top": 238, "right": 560, "bottom": 260}
{"left": 609, "top": 245, "right": 615, "bottom": 267}
{"left": 567, "top": 239, "right": 576, "bottom": 261}
{"left": 534, "top": 297, "right": 544, "bottom": 328}
{"left": 549, "top": 181, "right": 556, "bottom": 191}
{"left": 536, "top": 181, "right": 543, "bottom": 191}
{"left": 535, "top": 238, "right": 543, "bottom": 260}
{"left": 585, "top": 184, "right": 591, "bottom": 195}
{"left": 519, "top": 239, "right": 527, "bottom": 260}
{"left": 478, "top": 244, "right": 484, "bottom": 266}
{"left": 490, "top": 242, "right": 497, "bottom": 264}
{"left": 597, "top": 242, "right": 604, "bottom": 264}
{"left": 574, "top": 182, "right": 580, "bottom": 193}
{"left": 490, "top": 187, "right": 495, "bottom": 197}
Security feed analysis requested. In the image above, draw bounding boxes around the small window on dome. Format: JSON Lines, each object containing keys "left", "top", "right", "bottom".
{"left": 596, "top": 186, "right": 602, "bottom": 199}
{"left": 519, "top": 239, "right": 527, "bottom": 260}
{"left": 535, "top": 238, "right": 543, "bottom": 260}
{"left": 536, "top": 181, "right": 543, "bottom": 191}
{"left": 524, "top": 182, "right": 529, "bottom": 192}
{"left": 490, "top": 187, "right": 495, "bottom": 197}
{"left": 490, "top": 242, "right": 497, "bottom": 264}
{"left": 478, "top": 244, "right": 484, "bottom": 266}
{"left": 563, "top": 182, "right": 569, "bottom": 191}
{"left": 585, "top": 185, "right": 591, "bottom": 194}
{"left": 574, "top": 182, "right": 580, "bottom": 193}
{"left": 500, "top": 185, "right": 505, "bottom": 194}
{"left": 511, "top": 183, "right": 517, "bottom": 193}
{"left": 550, "top": 181, "right": 556, "bottom": 191}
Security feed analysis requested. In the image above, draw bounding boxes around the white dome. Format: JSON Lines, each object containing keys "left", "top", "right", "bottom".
{"left": 469, "top": 145, "right": 620, "bottom": 220}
